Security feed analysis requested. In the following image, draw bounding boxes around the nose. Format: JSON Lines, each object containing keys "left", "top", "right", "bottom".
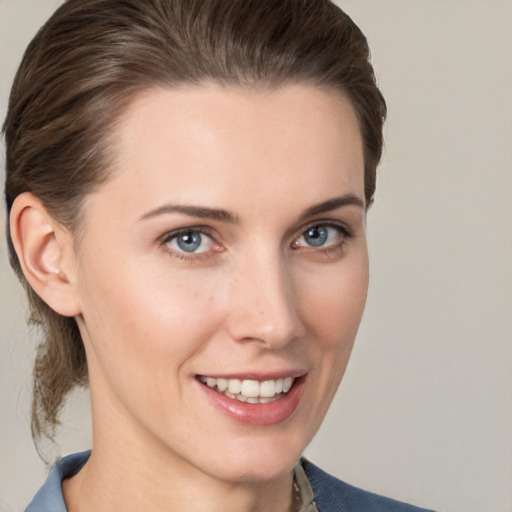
{"left": 225, "top": 253, "right": 305, "bottom": 349}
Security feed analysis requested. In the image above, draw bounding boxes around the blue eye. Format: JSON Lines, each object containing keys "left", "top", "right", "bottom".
{"left": 164, "top": 230, "right": 214, "bottom": 254}
{"left": 303, "top": 226, "right": 329, "bottom": 246}
{"left": 295, "top": 224, "right": 346, "bottom": 249}
{"left": 176, "top": 232, "right": 202, "bottom": 252}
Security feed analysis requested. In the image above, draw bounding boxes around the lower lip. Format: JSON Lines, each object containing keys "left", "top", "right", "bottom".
{"left": 198, "top": 376, "right": 306, "bottom": 426}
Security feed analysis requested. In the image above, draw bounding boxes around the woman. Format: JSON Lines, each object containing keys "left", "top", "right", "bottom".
{"left": 4, "top": 0, "right": 436, "bottom": 510}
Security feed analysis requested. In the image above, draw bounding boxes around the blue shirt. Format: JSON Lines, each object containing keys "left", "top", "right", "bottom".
{"left": 25, "top": 451, "right": 437, "bottom": 511}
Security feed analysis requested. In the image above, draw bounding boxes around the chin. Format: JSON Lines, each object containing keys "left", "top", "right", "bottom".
{"left": 201, "top": 432, "right": 307, "bottom": 484}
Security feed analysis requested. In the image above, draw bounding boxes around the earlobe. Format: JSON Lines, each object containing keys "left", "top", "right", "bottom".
{"left": 9, "top": 192, "right": 82, "bottom": 317}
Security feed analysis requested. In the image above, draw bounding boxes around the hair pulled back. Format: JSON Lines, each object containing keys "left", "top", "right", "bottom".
{"left": 3, "top": 0, "right": 386, "bottom": 449}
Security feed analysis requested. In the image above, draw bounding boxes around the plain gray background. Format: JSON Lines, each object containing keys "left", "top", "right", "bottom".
{"left": 1, "top": 1, "right": 511, "bottom": 511}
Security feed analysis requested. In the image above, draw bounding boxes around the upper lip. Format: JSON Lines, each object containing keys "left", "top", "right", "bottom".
{"left": 196, "top": 369, "right": 307, "bottom": 381}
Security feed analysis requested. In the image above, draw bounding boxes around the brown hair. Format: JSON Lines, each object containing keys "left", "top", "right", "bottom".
{"left": 3, "top": 0, "right": 386, "bottom": 450}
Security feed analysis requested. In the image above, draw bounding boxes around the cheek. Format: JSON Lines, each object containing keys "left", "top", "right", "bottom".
{"left": 299, "top": 255, "right": 369, "bottom": 348}
{"left": 80, "top": 256, "right": 233, "bottom": 392}
{"left": 76, "top": 259, "right": 225, "bottom": 419}
{"left": 297, "top": 256, "right": 369, "bottom": 420}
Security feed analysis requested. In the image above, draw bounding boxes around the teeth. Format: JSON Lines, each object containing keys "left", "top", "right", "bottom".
{"left": 283, "top": 377, "right": 294, "bottom": 393}
{"left": 241, "top": 380, "right": 260, "bottom": 398}
{"left": 199, "top": 376, "right": 297, "bottom": 403}
{"left": 260, "top": 380, "right": 276, "bottom": 397}
{"left": 217, "top": 378, "right": 228, "bottom": 391}
{"left": 228, "top": 379, "right": 242, "bottom": 394}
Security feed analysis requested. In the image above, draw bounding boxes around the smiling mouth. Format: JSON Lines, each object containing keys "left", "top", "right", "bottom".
{"left": 197, "top": 376, "right": 296, "bottom": 404}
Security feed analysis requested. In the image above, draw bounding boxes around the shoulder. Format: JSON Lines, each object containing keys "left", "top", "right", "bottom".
{"left": 302, "top": 459, "right": 438, "bottom": 512}
{"left": 25, "top": 451, "right": 90, "bottom": 512}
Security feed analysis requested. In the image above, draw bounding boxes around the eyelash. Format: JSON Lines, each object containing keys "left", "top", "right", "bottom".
{"left": 292, "top": 222, "right": 353, "bottom": 253}
{"left": 159, "top": 222, "right": 354, "bottom": 261}
{"left": 159, "top": 227, "right": 220, "bottom": 261}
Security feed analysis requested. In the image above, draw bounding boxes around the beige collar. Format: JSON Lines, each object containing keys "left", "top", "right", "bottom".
{"left": 293, "top": 460, "right": 318, "bottom": 512}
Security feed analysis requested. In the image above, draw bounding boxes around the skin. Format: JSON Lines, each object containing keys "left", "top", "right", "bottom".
{"left": 15, "top": 84, "right": 369, "bottom": 512}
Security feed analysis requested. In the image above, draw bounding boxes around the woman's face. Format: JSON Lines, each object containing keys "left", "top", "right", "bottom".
{"left": 73, "top": 84, "right": 368, "bottom": 482}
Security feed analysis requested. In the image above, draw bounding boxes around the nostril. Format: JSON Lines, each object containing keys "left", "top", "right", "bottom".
{"left": 225, "top": 262, "right": 305, "bottom": 347}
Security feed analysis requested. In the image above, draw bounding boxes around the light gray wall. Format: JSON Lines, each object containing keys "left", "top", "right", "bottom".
{"left": 1, "top": 1, "right": 511, "bottom": 511}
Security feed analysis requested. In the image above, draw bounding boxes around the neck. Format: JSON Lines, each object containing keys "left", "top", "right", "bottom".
{"left": 63, "top": 448, "right": 295, "bottom": 512}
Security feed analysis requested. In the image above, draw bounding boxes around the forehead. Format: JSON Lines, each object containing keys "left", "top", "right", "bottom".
{"left": 87, "top": 83, "right": 365, "bottom": 220}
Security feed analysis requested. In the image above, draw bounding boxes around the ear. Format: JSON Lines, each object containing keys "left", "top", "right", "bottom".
{"left": 9, "top": 192, "right": 81, "bottom": 317}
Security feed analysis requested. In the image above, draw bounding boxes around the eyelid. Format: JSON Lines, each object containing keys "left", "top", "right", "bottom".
{"left": 160, "top": 225, "right": 212, "bottom": 242}
{"left": 292, "top": 221, "right": 354, "bottom": 249}
{"left": 159, "top": 226, "right": 221, "bottom": 259}
{"left": 297, "top": 220, "right": 353, "bottom": 238}
{"left": 157, "top": 220, "right": 354, "bottom": 260}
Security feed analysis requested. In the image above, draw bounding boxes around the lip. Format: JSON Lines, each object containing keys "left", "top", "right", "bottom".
{"left": 197, "top": 374, "right": 307, "bottom": 426}
{"left": 198, "top": 369, "right": 307, "bottom": 381}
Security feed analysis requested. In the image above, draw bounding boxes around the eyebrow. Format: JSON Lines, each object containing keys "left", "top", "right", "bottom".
{"left": 139, "top": 204, "right": 238, "bottom": 223}
{"left": 299, "top": 194, "right": 365, "bottom": 219}
{"left": 138, "top": 194, "right": 364, "bottom": 224}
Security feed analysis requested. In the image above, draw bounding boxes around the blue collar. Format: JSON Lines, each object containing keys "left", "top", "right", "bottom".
{"left": 25, "top": 451, "right": 90, "bottom": 512}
